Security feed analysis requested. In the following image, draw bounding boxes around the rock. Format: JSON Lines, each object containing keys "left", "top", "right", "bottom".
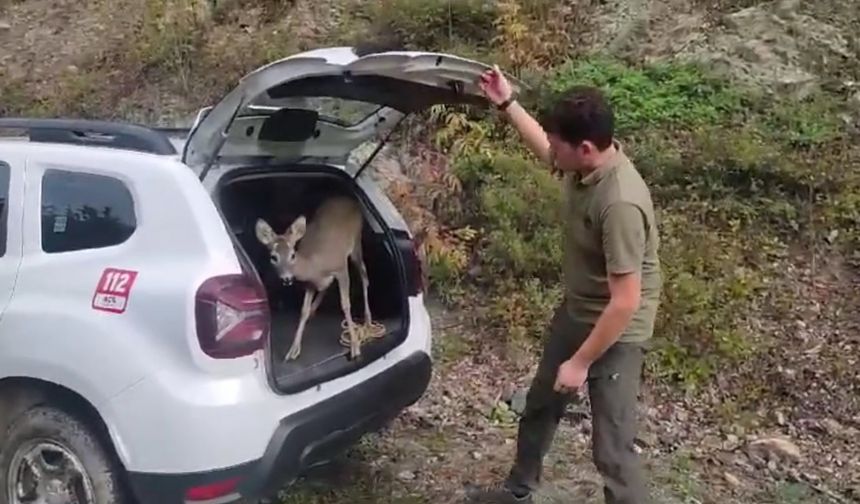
{"left": 774, "top": 0, "right": 800, "bottom": 19}
{"left": 564, "top": 404, "right": 589, "bottom": 423}
{"left": 749, "top": 437, "right": 802, "bottom": 462}
{"left": 775, "top": 411, "right": 786, "bottom": 426}
{"left": 0, "top": 20, "right": 10, "bottom": 31}
{"left": 509, "top": 388, "right": 528, "bottom": 415}
{"left": 724, "top": 471, "right": 741, "bottom": 487}
{"left": 580, "top": 421, "right": 592, "bottom": 435}
{"left": 738, "top": 40, "right": 772, "bottom": 64}
{"left": 715, "top": 452, "right": 735, "bottom": 466}
{"left": 733, "top": 454, "right": 756, "bottom": 472}
{"left": 820, "top": 418, "right": 844, "bottom": 436}
{"left": 799, "top": 471, "right": 819, "bottom": 483}
{"left": 397, "top": 470, "right": 416, "bottom": 481}
{"left": 635, "top": 430, "right": 659, "bottom": 448}
{"left": 471, "top": 451, "right": 482, "bottom": 461}
{"left": 723, "top": 434, "right": 742, "bottom": 451}
{"left": 659, "top": 430, "right": 683, "bottom": 450}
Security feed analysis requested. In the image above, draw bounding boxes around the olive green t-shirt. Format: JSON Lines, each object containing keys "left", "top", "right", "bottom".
{"left": 561, "top": 141, "right": 662, "bottom": 343}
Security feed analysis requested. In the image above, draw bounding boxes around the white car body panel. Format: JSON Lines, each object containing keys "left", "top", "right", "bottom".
{"left": 0, "top": 140, "right": 432, "bottom": 477}
{"left": 108, "top": 296, "right": 432, "bottom": 473}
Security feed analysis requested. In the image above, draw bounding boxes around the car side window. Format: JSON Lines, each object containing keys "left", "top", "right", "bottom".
{"left": 41, "top": 169, "right": 136, "bottom": 253}
{"left": 0, "top": 162, "right": 9, "bottom": 257}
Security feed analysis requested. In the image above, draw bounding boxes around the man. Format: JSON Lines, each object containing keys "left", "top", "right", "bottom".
{"left": 467, "top": 66, "right": 662, "bottom": 504}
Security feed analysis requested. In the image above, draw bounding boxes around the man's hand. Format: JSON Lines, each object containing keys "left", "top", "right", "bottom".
{"left": 554, "top": 357, "right": 589, "bottom": 394}
{"left": 476, "top": 66, "right": 552, "bottom": 166}
{"left": 567, "top": 272, "right": 641, "bottom": 372}
{"left": 478, "top": 65, "right": 514, "bottom": 106}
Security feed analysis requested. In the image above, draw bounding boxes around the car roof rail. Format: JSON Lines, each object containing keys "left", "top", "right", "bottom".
{"left": 0, "top": 118, "right": 178, "bottom": 156}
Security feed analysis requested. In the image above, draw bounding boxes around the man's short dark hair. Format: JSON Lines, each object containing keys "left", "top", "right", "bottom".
{"left": 540, "top": 86, "right": 614, "bottom": 151}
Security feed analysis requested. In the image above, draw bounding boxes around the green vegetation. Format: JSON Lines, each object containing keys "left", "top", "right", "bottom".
{"left": 422, "top": 51, "right": 856, "bottom": 390}
{"left": 753, "top": 481, "right": 831, "bottom": 504}
{"left": 544, "top": 57, "right": 747, "bottom": 133}
{"left": 364, "top": 0, "right": 496, "bottom": 52}
{"left": 658, "top": 451, "right": 706, "bottom": 500}
{"left": 275, "top": 442, "right": 429, "bottom": 504}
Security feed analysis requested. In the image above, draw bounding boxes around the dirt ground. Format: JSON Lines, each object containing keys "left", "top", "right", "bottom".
{"left": 275, "top": 287, "right": 855, "bottom": 504}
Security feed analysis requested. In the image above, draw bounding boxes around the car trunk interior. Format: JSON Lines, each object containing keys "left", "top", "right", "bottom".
{"left": 216, "top": 166, "right": 408, "bottom": 394}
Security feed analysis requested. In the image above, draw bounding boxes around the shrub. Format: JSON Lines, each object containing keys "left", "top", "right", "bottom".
{"left": 424, "top": 226, "right": 477, "bottom": 304}
{"left": 489, "top": 278, "right": 562, "bottom": 342}
{"left": 452, "top": 153, "right": 563, "bottom": 281}
{"left": 759, "top": 95, "right": 845, "bottom": 148}
{"left": 418, "top": 55, "right": 860, "bottom": 393}
{"left": 491, "top": 0, "right": 580, "bottom": 74}
{"left": 211, "top": 0, "right": 293, "bottom": 23}
{"left": 132, "top": 0, "right": 210, "bottom": 79}
{"left": 649, "top": 212, "right": 767, "bottom": 389}
{"left": 638, "top": 127, "right": 811, "bottom": 233}
{"left": 0, "top": 69, "right": 108, "bottom": 118}
{"left": 540, "top": 57, "right": 746, "bottom": 133}
{"left": 364, "top": 0, "right": 496, "bottom": 51}
{"left": 0, "top": 79, "right": 34, "bottom": 116}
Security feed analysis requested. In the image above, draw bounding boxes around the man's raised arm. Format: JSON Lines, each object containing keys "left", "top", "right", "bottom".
{"left": 478, "top": 66, "right": 553, "bottom": 166}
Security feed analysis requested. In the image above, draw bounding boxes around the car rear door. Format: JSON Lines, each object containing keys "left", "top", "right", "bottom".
{"left": 181, "top": 47, "right": 523, "bottom": 179}
{"left": 0, "top": 150, "right": 25, "bottom": 317}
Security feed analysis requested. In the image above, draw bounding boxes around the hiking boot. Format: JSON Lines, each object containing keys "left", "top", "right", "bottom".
{"left": 463, "top": 482, "right": 533, "bottom": 503}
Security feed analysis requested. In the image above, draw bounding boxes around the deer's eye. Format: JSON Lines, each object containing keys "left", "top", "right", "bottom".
{"left": 270, "top": 252, "right": 279, "bottom": 264}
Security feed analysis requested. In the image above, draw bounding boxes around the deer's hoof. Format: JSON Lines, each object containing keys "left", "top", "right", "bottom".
{"left": 285, "top": 346, "right": 301, "bottom": 361}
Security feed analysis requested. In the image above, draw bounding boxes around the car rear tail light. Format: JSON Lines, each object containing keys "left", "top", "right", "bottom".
{"left": 410, "top": 240, "right": 425, "bottom": 295}
{"left": 185, "top": 476, "right": 242, "bottom": 501}
{"left": 195, "top": 274, "right": 269, "bottom": 359}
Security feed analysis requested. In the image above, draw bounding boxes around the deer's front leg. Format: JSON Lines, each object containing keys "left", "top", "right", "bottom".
{"left": 350, "top": 244, "right": 373, "bottom": 326}
{"left": 286, "top": 287, "right": 315, "bottom": 361}
{"left": 334, "top": 268, "right": 360, "bottom": 359}
{"left": 357, "top": 259, "right": 373, "bottom": 327}
{"left": 308, "top": 285, "right": 327, "bottom": 318}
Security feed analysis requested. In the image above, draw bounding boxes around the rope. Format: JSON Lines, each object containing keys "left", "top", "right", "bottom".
{"left": 340, "top": 319, "right": 387, "bottom": 348}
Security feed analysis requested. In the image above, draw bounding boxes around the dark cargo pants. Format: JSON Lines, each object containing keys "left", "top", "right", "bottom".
{"left": 505, "top": 304, "right": 649, "bottom": 504}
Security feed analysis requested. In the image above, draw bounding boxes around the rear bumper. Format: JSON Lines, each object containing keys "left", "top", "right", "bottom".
{"left": 127, "top": 350, "right": 433, "bottom": 503}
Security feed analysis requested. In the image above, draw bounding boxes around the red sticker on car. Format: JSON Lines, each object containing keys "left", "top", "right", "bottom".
{"left": 92, "top": 268, "right": 138, "bottom": 314}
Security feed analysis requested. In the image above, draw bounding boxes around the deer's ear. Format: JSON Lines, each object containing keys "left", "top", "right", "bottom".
{"left": 255, "top": 219, "right": 277, "bottom": 246}
{"left": 289, "top": 216, "right": 307, "bottom": 241}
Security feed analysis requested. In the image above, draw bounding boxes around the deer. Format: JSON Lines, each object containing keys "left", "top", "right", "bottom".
{"left": 254, "top": 195, "right": 373, "bottom": 362}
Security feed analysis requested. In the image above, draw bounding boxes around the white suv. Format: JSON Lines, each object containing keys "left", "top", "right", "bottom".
{"left": 0, "top": 47, "right": 518, "bottom": 504}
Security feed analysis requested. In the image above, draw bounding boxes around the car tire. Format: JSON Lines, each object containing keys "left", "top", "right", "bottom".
{"left": 0, "top": 405, "right": 128, "bottom": 504}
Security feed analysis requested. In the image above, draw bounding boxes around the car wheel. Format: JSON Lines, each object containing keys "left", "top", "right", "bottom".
{"left": 0, "top": 405, "right": 127, "bottom": 504}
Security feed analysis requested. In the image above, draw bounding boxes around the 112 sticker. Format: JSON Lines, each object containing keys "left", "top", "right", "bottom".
{"left": 92, "top": 268, "right": 138, "bottom": 314}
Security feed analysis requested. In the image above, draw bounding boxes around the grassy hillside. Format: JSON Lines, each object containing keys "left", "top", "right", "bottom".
{"left": 2, "top": 0, "right": 859, "bottom": 502}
